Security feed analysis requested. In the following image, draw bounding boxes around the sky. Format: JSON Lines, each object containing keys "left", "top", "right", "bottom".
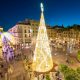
{"left": 0, "top": 0, "right": 80, "bottom": 31}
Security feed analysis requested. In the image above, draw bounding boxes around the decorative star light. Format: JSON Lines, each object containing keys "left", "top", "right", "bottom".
{"left": 41, "top": 3, "right": 44, "bottom": 12}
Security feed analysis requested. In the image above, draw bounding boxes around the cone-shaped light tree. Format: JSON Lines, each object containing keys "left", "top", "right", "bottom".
{"left": 32, "top": 3, "right": 53, "bottom": 72}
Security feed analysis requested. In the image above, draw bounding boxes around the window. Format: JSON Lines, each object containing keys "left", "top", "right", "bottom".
{"left": 29, "top": 34, "right": 31, "bottom": 37}
{"left": 28, "top": 30, "right": 30, "bottom": 33}
{"left": 25, "top": 34, "right": 26, "bottom": 37}
{"left": 24, "top": 30, "right": 26, "bottom": 33}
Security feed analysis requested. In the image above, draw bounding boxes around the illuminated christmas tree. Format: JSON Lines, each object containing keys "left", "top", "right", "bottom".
{"left": 32, "top": 3, "right": 53, "bottom": 72}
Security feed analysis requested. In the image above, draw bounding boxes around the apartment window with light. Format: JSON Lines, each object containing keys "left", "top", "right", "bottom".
{"left": 25, "top": 30, "right": 26, "bottom": 33}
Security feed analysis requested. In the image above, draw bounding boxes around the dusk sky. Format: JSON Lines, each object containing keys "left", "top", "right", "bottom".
{"left": 0, "top": 0, "right": 80, "bottom": 31}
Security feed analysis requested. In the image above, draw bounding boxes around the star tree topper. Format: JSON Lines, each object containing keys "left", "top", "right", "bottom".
{"left": 41, "top": 3, "right": 44, "bottom": 12}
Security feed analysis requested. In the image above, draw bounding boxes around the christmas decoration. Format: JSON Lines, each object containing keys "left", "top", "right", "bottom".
{"left": 32, "top": 3, "right": 53, "bottom": 72}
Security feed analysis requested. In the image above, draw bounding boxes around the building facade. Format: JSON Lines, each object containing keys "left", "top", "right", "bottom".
{"left": 0, "top": 26, "right": 3, "bottom": 46}
{"left": 8, "top": 19, "right": 53, "bottom": 46}
{"left": 8, "top": 21, "right": 32, "bottom": 47}
{"left": 8, "top": 20, "right": 80, "bottom": 48}
{"left": 0, "top": 26, "right": 3, "bottom": 58}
